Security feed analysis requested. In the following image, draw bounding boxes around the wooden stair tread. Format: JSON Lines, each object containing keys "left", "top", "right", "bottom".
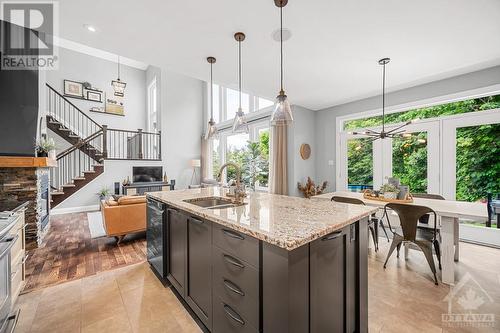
{"left": 51, "top": 191, "right": 64, "bottom": 195}
{"left": 62, "top": 184, "right": 76, "bottom": 187}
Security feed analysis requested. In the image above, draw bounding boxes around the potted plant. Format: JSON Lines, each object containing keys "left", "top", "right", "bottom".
{"left": 380, "top": 183, "right": 400, "bottom": 200}
{"left": 97, "top": 187, "right": 111, "bottom": 201}
{"left": 36, "top": 138, "right": 56, "bottom": 158}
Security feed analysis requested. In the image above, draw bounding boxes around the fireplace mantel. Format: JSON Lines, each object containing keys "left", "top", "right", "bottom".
{"left": 0, "top": 157, "right": 57, "bottom": 168}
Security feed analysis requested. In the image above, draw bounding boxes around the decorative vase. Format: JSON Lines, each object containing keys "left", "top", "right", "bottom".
{"left": 384, "top": 192, "right": 397, "bottom": 200}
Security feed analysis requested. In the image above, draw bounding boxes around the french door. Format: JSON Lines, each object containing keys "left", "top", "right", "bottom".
{"left": 339, "top": 121, "right": 439, "bottom": 194}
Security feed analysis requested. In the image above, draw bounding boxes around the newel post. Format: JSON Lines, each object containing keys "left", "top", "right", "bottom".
{"left": 138, "top": 129, "right": 143, "bottom": 159}
{"left": 102, "top": 125, "right": 108, "bottom": 159}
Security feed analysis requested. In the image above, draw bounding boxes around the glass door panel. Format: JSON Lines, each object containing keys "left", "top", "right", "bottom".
{"left": 392, "top": 132, "right": 428, "bottom": 194}
{"left": 347, "top": 138, "right": 373, "bottom": 192}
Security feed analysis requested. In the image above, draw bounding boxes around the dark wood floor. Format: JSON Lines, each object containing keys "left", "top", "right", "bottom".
{"left": 23, "top": 212, "right": 146, "bottom": 292}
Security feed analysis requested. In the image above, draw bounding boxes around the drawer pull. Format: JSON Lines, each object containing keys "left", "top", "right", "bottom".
{"left": 223, "top": 279, "right": 245, "bottom": 296}
{"left": 321, "top": 230, "right": 342, "bottom": 241}
{"left": 223, "top": 254, "right": 245, "bottom": 269}
{"left": 222, "top": 229, "right": 244, "bottom": 240}
{"left": 223, "top": 303, "right": 245, "bottom": 326}
{"left": 190, "top": 218, "right": 204, "bottom": 225}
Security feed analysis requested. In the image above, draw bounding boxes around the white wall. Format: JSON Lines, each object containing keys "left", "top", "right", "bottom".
{"left": 160, "top": 69, "right": 204, "bottom": 190}
{"left": 315, "top": 65, "right": 500, "bottom": 191}
{"left": 287, "top": 105, "right": 317, "bottom": 197}
{"left": 46, "top": 47, "right": 147, "bottom": 131}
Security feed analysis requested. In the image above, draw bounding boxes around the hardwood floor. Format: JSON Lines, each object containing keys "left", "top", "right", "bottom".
{"left": 23, "top": 212, "right": 146, "bottom": 292}
{"left": 16, "top": 224, "right": 500, "bottom": 332}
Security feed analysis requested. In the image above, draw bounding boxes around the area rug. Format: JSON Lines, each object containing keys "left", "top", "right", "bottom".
{"left": 87, "top": 211, "right": 106, "bottom": 238}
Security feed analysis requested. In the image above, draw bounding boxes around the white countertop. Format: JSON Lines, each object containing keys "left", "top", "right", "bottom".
{"left": 147, "top": 188, "right": 377, "bottom": 251}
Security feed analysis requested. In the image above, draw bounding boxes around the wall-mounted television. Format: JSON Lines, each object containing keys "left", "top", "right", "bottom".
{"left": 132, "top": 166, "right": 163, "bottom": 183}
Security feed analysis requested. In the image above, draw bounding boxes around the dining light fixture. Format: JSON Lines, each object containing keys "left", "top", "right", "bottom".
{"left": 349, "top": 58, "right": 413, "bottom": 141}
{"left": 232, "top": 32, "right": 249, "bottom": 133}
{"left": 205, "top": 56, "right": 218, "bottom": 140}
{"left": 270, "top": 0, "right": 293, "bottom": 126}
{"left": 111, "top": 55, "right": 127, "bottom": 97}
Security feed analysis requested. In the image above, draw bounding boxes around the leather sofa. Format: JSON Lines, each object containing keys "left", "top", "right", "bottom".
{"left": 100, "top": 195, "right": 146, "bottom": 244}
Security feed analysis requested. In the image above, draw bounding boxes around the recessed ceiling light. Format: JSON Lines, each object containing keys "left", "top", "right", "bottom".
{"left": 271, "top": 28, "right": 292, "bottom": 42}
{"left": 84, "top": 24, "right": 97, "bottom": 32}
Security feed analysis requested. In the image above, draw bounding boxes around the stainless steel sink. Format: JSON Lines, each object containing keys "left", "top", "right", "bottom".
{"left": 183, "top": 197, "right": 245, "bottom": 209}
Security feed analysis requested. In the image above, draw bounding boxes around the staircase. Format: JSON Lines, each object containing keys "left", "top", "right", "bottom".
{"left": 46, "top": 84, "right": 161, "bottom": 209}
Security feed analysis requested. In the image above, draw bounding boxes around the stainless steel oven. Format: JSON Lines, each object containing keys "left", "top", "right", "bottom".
{"left": 0, "top": 234, "right": 17, "bottom": 333}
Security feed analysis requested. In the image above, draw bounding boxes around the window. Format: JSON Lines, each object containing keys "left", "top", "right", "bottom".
{"left": 147, "top": 78, "right": 158, "bottom": 132}
{"left": 209, "top": 122, "right": 270, "bottom": 191}
{"left": 208, "top": 84, "right": 274, "bottom": 123}
{"left": 347, "top": 137, "right": 373, "bottom": 192}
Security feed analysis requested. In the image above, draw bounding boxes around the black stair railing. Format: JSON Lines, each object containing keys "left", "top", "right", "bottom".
{"left": 46, "top": 83, "right": 102, "bottom": 141}
{"left": 50, "top": 130, "right": 103, "bottom": 191}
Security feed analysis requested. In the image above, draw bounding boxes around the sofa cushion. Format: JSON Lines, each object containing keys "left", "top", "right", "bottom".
{"left": 117, "top": 195, "right": 146, "bottom": 206}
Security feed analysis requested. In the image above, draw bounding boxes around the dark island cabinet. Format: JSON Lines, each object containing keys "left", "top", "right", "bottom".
{"left": 166, "top": 208, "right": 187, "bottom": 296}
{"left": 186, "top": 216, "right": 213, "bottom": 329}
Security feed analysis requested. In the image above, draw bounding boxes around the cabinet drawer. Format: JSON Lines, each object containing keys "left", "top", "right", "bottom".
{"left": 213, "top": 246, "right": 259, "bottom": 328}
{"left": 213, "top": 223, "right": 259, "bottom": 268}
{"left": 10, "top": 227, "right": 24, "bottom": 261}
{"left": 213, "top": 297, "right": 259, "bottom": 333}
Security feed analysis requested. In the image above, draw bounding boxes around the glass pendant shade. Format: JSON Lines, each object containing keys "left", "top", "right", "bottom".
{"left": 112, "top": 79, "right": 126, "bottom": 97}
{"left": 232, "top": 108, "right": 249, "bottom": 133}
{"left": 205, "top": 118, "right": 218, "bottom": 140}
{"left": 270, "top": 92, "right": 293, "bottom": 126}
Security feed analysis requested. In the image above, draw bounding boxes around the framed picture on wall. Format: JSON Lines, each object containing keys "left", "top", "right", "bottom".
{"left": 86, "top": 90, "right": 103, "bottom": 102}
{"left": 64, "top": 80, "right": 84, "bottom": 98}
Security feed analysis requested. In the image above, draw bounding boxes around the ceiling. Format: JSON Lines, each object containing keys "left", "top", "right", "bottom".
{"left": 56, "top": 0, "right": 500, "bottom": 110}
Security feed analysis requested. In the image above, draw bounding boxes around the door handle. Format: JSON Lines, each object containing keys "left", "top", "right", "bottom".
{"left": 0, "top": 235, "right": 19, "bottom": 259}
{"left": 223, "top": 303, "right": 245, "bottom": 326}
{"left": 223, "top": 254, "right": 245, "bottom": 269}
{"left": 321, "top": 230, "right": 342, "bottom": 241}
{"left": 223, "top": 279, "right": 245, "bottom": 296}
{"left": 222, "top": 229, "right": 244, "bottom": 240}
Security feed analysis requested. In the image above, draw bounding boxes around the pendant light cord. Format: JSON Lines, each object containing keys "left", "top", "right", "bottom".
{"left": 280, "top": 6, "right": 283, "bottom": 92}
{"left": 238, "top": 39, "right": 242, "bottom": 109}
{"left": 210, "top": 62, "right": 214, "bottom": 121}
{"left": 117, "top": 56, "right": 120, "bottom": 80}
{"left": 382, "top": 62, "right": 386, "bottom": 133}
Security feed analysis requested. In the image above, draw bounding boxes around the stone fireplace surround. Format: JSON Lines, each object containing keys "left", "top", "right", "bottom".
{"left": 0, "top": 164, "right": 52, "bottom": 250}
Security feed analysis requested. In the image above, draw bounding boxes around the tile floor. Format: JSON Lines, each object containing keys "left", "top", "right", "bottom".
{"left": 15, "top": 239, "right": 500, "bottom": 333}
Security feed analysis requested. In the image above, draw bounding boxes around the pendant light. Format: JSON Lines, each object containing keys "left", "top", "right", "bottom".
{"left": 270, "top": 0, "right": 293, "bottom": 126}
{"left": 232, "top": 32, "right": 249, "bottom": 133}
{"left": 205, "top": 56, "right": 218, "bottom": 140}
{"left": 349, "top": 58, "right": 413, "bottom": 141}
{"left": 111, "top": 55, "right": 127, "bottom": 97}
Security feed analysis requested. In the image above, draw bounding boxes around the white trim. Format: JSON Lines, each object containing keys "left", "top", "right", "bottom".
{"left": 51, "top": 205, "right": 100, "bottom": 215}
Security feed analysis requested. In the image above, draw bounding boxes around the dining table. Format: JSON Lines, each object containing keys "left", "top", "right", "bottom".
{"left": 313, "top": 191, "right": 489, "bottom": 285}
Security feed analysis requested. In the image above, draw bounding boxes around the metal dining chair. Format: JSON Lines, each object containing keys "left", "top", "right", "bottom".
{"left": 382, "top": 202, "right": 441, "bottom": 285}
{"left": 412, "top": 193, "right": 444, "bottom": 227}
{"left": 331, "top": 196, "right": 388, "bottom": 251}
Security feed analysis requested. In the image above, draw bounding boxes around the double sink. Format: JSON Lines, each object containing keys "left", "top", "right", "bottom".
{"left": 183, "top": 197, "right": 246, "bottom": 210}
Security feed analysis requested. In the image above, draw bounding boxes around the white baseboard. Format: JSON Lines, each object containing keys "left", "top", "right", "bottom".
{"left": 51, "top": 205, "right": 99, "bottom": 215}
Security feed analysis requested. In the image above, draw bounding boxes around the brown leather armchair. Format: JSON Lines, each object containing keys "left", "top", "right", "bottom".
{"left": 100, "top": 195, "right": 146, "bottom": 244}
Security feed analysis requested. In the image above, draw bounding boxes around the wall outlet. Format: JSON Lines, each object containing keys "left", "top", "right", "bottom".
{"left": 328, "top": 160, "right": 334, "bottom": 166}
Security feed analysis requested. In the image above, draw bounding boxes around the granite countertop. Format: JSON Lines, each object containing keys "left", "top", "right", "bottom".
{"left": 147, "top": 188, "right": 377, "bottom": 251}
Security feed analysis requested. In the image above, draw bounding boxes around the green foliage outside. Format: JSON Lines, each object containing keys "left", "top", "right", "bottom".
{"left": 212, "top": 131, "right": 270, "bottom": 189}
{"left": 347, "top": 138, "right": 373, "bottom": 186}
{"left": 345, "top": 95, "right": 500, "bottom": 201}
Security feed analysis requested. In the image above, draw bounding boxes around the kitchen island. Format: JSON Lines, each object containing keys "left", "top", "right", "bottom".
{"left": 146, "top": 188, "right": 377, "bottom": 333}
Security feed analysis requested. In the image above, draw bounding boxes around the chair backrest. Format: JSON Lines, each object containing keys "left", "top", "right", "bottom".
{"left": 385, "top": 203, "right": 435, "bottom": 241}
{"left": 412, "top": 193, "right": 445, "bottom": 200}
{"left": 331, "top": 196, "right": 365, "bottom": 205}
